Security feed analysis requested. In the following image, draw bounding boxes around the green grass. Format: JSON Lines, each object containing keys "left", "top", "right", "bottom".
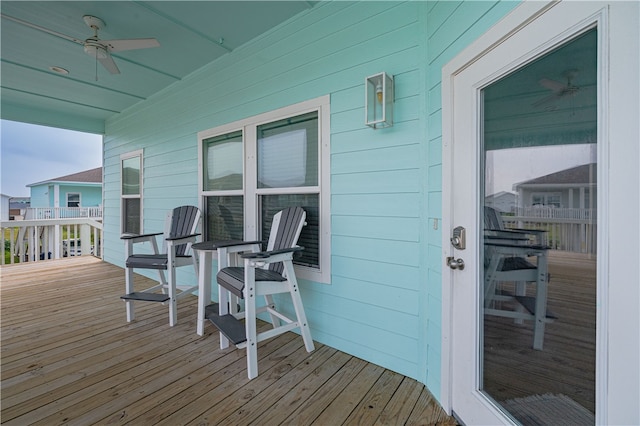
{"left": 3, "top": 227, "right": 20, "bottom": 264}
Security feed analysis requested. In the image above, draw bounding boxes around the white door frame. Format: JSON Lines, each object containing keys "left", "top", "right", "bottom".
{"left": 440, "top": 1, "right": 639, "bottom": 424}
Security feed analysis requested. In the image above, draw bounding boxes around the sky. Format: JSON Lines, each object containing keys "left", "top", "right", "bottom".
{"left": 1, "top": 120, "right": 103, "bottom": 197}
{"left": 485, "top": 143, "right": 597, "bottom": 195}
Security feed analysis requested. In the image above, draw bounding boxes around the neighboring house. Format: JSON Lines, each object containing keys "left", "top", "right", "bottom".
{"left": 1, "top": 1, "right": 638, "bottom": 424}
{"left": 26, "top": 167, "right": 102, "bottom": 211}
{"left": 514, "top": 163, "right": 596, "bottom": 210}
{"left": 484, "top": 191, "right": 516, "bottom": 213}
{"left": 0, "top": 194, "right": 10, "bottom": 221}
{"left": 8, "top": 197, "right": 30, "bottom": 220}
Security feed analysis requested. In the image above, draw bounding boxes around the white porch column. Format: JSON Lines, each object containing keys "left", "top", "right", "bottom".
{"left": 54, "top": 224, "right": 61, "bottom": 259}
{"left": 53, "top": 184, "right": 60, "bottom": 218}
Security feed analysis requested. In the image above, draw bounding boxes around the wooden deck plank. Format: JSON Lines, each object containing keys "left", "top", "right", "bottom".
{"left": 374, "top": 376, "right": 426, "bottom": 425}
{"left": 310, "top": 362, "right": 386, "bottom": 425}
{"left": 185, "top": 345, "right": 337, "bottom": 425}
{"left": 278, "top": 356, "right": 369, "bottom": 425}
{"left": 407, "top": 387, "right": 458, "bottom": 425}
{"left": 1, "top": 257, "right": 455, "bottom": 425}
{"left": 343, "top": 369, "right": 405, "bottom": 424}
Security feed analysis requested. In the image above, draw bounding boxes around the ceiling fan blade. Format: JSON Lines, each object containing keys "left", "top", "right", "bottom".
{"left": 102, "top": 38, "right": 160, "bottom": 52}
{"left": 98, "top": 53, "right": 120, "bottom": 74}
{"left": 539, "top": 78, "right": 566, "bottom": 93}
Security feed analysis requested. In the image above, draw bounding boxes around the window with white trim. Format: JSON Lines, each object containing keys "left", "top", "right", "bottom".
{"left": 531, "top": 192, "right": 561, "bottom": 208}
{"left": 67, "top": 193, "right": 80, "bottom": 207}
{"left": 120, "top": 150, "right": 143, "bottom": 235}
{"left": 198, "top": 96, "right": 331, "bottom": 283}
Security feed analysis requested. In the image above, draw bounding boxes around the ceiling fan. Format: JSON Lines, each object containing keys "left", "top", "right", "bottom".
{"left": 2, "top": 13, "right": 159, "bottom": 75}
{"left": 79, "top": 15, "right": 159, "bottom": 75}
{"left": 532, "top": 69, "right": 580, "bottom": 108}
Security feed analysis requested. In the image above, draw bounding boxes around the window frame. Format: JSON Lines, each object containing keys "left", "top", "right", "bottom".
{"left": 66, "top": 192, "right": 81, "bottom": 208}
{"left": 531, "top": 191, "right": 562, "bottom": 207}
{"left": 198, "top": 95, "right": 331, "bottom": 283}
{"left": 120, "top": 149, "right": 143, "bottom": 235}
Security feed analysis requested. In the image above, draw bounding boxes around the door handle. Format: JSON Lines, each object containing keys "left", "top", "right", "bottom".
{"left": 446, "top": 256, "right": 465, "bottom": 270}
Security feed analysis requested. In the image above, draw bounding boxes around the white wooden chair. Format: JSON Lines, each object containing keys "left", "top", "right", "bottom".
{"left": 208, "top": 206, "right": 315, "bottom": 379}
{"left": 121, "top": 205, "right": 201, "bottom": 326}
{"left": 483, "top": 206, "right": 554, "bottom": 350}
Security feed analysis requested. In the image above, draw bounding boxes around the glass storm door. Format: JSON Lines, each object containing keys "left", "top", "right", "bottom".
{"left": 438, "top": 1, "right": 633, "bottom": 423}
{"left": 479, "top": 28, "right": 597, "bottom": 425}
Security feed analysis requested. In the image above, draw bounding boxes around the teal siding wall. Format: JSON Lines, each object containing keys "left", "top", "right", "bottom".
{"left": 28, "top": 184, "right": 102, "bottom": 207}
{"left": 424, "top": 0, "right": 519, "bottom": 395}
{"left": 29, "top": 184, "right": 49, "bottom": 208}
{"left": 102, "top": 0, "right": 517, "bottom": 401}
{"left": 60, "top": 185, "right": 102, "bottom": 207}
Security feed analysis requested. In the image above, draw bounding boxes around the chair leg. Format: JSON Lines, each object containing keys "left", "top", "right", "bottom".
{"left": 284, "top": 261, "right": 314, "bottom": 353}
{"left": 532, "top": 254, "right": 549, "bottom": 350}
{"left": 514, "top": 281, "right": 526, "bottom": 325}
{"left": 218, "top": 282, "right": 230, "bottom": 349}
{"left": 196, "top": 250, "right": 211, "bottom": 337}
{"left": 244, "top": 265, "right": 258, "bottom": 379}
{"left": 168, "top": 251, "right": 177, "bottom": 327}
{"left": 125, "top": 266, "right": 135, "bottom": 322}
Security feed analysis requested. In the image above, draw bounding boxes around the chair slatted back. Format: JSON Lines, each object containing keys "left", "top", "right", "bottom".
{"left": 266, "top": 207, "right": 306, "bottom": 275}
{"left": 164, "top": 205, "right": 200, "bottom": 256}
{"left": 484, "top": 206, "right": 505, "bottom": 230}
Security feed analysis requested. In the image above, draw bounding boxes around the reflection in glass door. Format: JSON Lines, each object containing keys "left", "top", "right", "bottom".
{"left": 481, "top": 29, "right": 597, "bottom": 424}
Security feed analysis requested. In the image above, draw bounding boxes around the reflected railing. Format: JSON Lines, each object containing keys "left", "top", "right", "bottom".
{"left": 501, "top": 208, "right": 596, "bottom": 254}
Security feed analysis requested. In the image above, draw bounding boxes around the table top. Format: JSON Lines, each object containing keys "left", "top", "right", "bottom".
{"left": 192, "top": 240, "right": 261, "bottom": 251}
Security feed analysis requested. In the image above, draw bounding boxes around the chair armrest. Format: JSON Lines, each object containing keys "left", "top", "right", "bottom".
{"left": 242, "top": 246, "right": 304, "bottom": 259}
{"left": 485, "top": 241, "right": 549, "bottom": 251}
{"left": 121, "top": 232, "right": 163, "bottom": 243}
{"left": 485, "top": 233, "right": 529, "bottom": 241}
{"left": 509, "top": 227, "right": 547, "bottom": 234}
{"left": 202, "top": 240, "right": 262, "bottom": 249}
{"left": 166, "top": 233, "right": 201, "bottom": 241}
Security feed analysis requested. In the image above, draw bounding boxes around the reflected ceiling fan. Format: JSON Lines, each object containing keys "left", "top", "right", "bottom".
{"left": 532, "top": 69, "right": 580, "bottom": 108}
{"left": 3, "top": 13, "right": 159, "bottom": 76}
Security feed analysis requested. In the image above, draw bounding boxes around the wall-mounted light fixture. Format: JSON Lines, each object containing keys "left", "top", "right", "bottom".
{"left": 365, "top": 72, "right": 394, "bottom": 129}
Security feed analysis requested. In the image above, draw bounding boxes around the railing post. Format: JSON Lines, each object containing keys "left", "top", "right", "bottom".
{"left": 54, "top": 224, "right": 61, "bottom": 259}
{"left": 80, "top": 224, "right": 91, "bottom": 256}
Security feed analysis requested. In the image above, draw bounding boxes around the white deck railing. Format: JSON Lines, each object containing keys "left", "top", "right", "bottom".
{"left": 502, "top": 208, "right": 597, "bottom": 254}
{"left": 25, "top": 206, "right": 103, "bottom": 220}
{"left": 1, "top": 218, "right": 103, "bottom": 265}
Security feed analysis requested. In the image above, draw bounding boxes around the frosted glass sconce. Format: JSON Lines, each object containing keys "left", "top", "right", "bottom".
{"left": 365, "top": 72, "right": 394, "bottom": 129}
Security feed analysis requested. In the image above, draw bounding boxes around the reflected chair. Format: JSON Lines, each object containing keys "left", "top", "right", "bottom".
{"left": 483, "top": 206, "right": 554, "bottom": 350}
{"left": 121, "top": 205, "right": 201, "bottom": 326}
{"left": 208, "top": 206, "right": 315, "bottom": 379}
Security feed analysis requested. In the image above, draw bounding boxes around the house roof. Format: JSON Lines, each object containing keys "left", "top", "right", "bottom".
{"left": 27, "top": 167, "right": 102, "bottom": 187}
{"left": 517, "top": 163, "right": 597, "bottom": 187}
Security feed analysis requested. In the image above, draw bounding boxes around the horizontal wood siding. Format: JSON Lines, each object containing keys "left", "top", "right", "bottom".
{"left": 104, "top": 1, "right": 428, "bottom": 383}
{"left": 424, "top": 0, "right": 519, "bottom": 396}
{"left": 101, "top": 0, "right": 519, "bottom": 400}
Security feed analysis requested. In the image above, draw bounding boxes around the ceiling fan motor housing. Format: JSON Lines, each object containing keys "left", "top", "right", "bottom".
{"left": 84, "top": 41, "right": 108, "bottom": 59}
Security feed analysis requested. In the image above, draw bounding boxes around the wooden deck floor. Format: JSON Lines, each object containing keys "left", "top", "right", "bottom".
{"left": 484, "top": 251, "right": 596, "bottom": 415}
{"left": 1, "top": 257, "right": 456, "bottom": 425}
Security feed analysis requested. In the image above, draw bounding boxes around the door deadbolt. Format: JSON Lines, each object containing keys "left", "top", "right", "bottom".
{"left": 450, "top": 226, "right": 466, "bottom": 250}
{"left": 446, "top": 256, "right": 465, "bottom": 270}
